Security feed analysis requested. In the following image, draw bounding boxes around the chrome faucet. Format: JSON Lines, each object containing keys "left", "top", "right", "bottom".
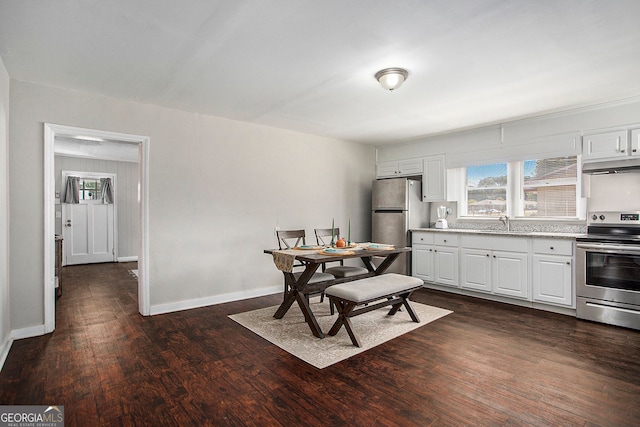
{"left": 499, "top": 215, "right": 510, "bottom": 232}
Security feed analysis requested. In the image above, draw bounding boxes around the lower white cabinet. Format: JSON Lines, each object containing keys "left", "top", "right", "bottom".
{"left": 412, "top": 232, "right": 458, "bottom": 288}
{"left": 433, "top": 245, "right": 459, "bottom": 287}
{"left": 460, "top": 248, "right": 492, "bottom": 292}
{"left": 461, "top": 248, "right": 528, "bottom": 299}
{"left": 413, "top": 231, "right": 575, "bottom": 310}
{"left": 492, "top": 250, "right": 528, "bottom": 299}
{"left": 532, "top": 239, "right": 574, "bottom": 307}
{"left": 412, "top": 245, "right": 435, "bottom": 282}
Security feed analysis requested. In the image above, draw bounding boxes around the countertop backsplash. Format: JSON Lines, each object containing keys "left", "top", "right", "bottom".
{"left": 427, "top": 202, "right": 587, "bottom": 234}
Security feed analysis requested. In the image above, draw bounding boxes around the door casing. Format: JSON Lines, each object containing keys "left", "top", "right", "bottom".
{"left": 44, "top": 123, "right": 150, "bottom": 334}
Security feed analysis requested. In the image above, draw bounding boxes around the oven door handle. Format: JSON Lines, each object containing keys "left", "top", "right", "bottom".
{"left": 577, "top": 242, "right": 640, "bottom": 254}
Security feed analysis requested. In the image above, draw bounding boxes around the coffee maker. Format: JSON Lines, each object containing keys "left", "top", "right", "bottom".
{"left": 435, "top": 205, "right": 449, "bottom": 229}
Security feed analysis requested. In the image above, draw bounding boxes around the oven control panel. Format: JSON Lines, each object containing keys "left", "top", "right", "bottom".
{"left": 588, "top": 211, "right": 640, "bottom": 225}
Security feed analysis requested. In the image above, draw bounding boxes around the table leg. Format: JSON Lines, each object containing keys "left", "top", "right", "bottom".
{"left": 295, "top": 289, "right": 324, "bottom": 339}
{"left": 272, "top": 263, "right": 326, "bottom": 339}
{"left": 360, "top": 252, "right": 400, "bottom": 275}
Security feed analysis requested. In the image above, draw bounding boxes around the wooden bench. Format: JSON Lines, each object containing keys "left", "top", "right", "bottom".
{"left": 324, "top": 273, "right": 423, "bottom": 347}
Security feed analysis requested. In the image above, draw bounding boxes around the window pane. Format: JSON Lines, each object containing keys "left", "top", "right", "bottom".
{"left": 523, "top": 157, "right": 577, "bottom": 217}
{"left": 466, "top": 163, "right": 507, "bottom": 217}
{"left": 79, "top": 179, "right": 102, "bottom": 200}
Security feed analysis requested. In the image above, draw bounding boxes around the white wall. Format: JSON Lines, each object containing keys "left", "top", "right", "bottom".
{"left": 8, "top": 81, "right": 376, "bottom": 331}
{"left": 589, "top": 173, "right": 640, "bottom": 212}
{"left": 0, "top": 57, "right": 10, "bottom": 363}
{"left": 55, "top": 156, "right": 139, "bottom": 259}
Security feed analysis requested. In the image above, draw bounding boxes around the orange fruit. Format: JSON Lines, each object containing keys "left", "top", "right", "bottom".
{"left": 336, "top": 238, "right": 347, "bottom": 248}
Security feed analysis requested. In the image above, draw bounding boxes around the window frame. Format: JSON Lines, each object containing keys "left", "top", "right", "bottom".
{"left": 459, "top": 156, "right": 584, "bottom": 221}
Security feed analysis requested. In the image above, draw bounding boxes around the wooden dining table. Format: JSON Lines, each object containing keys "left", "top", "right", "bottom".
{"left": 264, "top": 244, "right": 412, "bottom": 339}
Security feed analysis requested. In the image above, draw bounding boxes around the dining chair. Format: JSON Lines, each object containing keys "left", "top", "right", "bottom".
{"left": 276, "top": 229, "right": 335, "bottom": 302}
{"left": 314, "top": 228, "right": 369, "bottom": 279}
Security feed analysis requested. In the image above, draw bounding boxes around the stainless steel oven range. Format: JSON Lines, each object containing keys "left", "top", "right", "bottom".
{"left": 576, "top": 211, "right": 640, "bottom": 330}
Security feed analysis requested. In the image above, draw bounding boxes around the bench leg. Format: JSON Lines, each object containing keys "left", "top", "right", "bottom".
{"left": 387, "top": 292, "right": 420, "bottom": 323}
{"left": 327, "top": 299, "right": 362, "bottom": 347}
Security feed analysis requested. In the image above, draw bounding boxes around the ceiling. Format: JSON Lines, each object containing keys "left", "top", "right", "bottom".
{"left": 2, "top": 0, "right": 640, "bottom": 145}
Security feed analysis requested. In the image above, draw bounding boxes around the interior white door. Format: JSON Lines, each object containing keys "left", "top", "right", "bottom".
{"left": 64, "top": 200, "right": 114, "bottom": 265}
{"left": 62, "top": 172, "right": 116, "bottom": 265}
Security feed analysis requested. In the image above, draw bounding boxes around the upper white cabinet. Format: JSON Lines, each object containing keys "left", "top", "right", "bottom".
{"left": 582, "top": 130, "right": 635, "bottom": 161}
{"left": 376, "top": 158, "right": 423, "bottom": 178}
{"left": 422, "top": 155, "right": 446, "bottom": 201}
{"left": 632, "top": 129, "right": 640, "bottom": 156}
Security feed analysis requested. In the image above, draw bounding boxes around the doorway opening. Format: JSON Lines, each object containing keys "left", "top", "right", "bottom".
{"left": 44, "top": 124, "right": 150, "bottom": 333}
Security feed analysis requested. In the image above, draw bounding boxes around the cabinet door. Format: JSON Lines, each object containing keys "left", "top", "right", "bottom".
{"left": 460, "top": 248, "right": 492, "bottom": 292}
{"left": 582, "top": 130, "right": 629, "bottom": 161}
{"left": 533, "top": 255, "right": 573, "bottom": 307}
{"left": 492, "top": 251, "right": 528, "bottom": 299}
{"left": 423, "top": 155, "right": 446, "bottom": 201}
{"left": 434, "top": 246, "right": 459, "bottom": 287}
{"left": 631, "top": 129, "right": 640, "bottom": 157}
{"left": 399, "top": 158, "right": 423, "bottom": 175}
{"left": 412, "top": 245, "right": 434, "bottom": 282}
{"left": 376, "top": 161, "right": 399, "bottom": 178}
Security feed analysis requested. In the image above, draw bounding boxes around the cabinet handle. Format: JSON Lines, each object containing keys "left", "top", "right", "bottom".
{"left": 486, "top": 254, "right": 490, "bottom": 257}
{"left": 634, "top": 149, "right": 638, "bottom": 153}
{"left": 443, "top": 239, "right": 447, "bottom": 243}
{"left": 566, "top": 261, "right": 571, "bottom": 265}
{"left": 493, "top": 255, "right": 496, "bottom": 258}
{"left": 621, "top": 149, "right": 626, "bottom": 153}
{"left": 550, "top": 246, "right": 554, "bottom": 250}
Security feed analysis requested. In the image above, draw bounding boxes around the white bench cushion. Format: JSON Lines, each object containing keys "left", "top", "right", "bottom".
{"left": 325, "top": 273, "right": 423, "bottom": 303}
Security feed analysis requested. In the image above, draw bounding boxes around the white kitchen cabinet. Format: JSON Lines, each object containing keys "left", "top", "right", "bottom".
{"left": 411, "top": 232, "right": 434, "bottom": 282}
{"left": 582, "top": 130, "right": 631, "bottom": 161}
{"left": 415, "top": 231, "right": 576, "bottom": 310}
{"left": 433, "top": 245, "right": 459, "bottom": 287}
{"left": 492, "top": 250, "right": 528, "bottom": 299}
{"left": 376, "top": 158, "right": 423, "bottom": 178}
{"left": 460, "top": 248, "right": 492, "bottom": 292}
{"left": 460, "top": 235, "right": 529, "bottom": 300}
{"left": 632, "top": 129, "right": 640, "bottom": 156}
{"left": 412, "top": 232, "right": 458, "bottom": 288}
{"left": 422, "top": 155, "right": 446, "bottom": 201}
{"left": 532, "top": 239, "right": 574, "bottom": 307}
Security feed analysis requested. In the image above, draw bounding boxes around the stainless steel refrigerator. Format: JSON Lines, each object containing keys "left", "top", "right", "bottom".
{"left": 372, "top": 177, "right": 430, "bottom": 275}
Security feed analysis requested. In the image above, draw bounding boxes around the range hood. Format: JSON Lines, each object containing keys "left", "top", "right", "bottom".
{"left": 582, "top": 158, "right": 640, "bottom": 174}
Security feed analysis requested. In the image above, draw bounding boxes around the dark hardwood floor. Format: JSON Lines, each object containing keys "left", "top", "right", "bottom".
{"left": 1, "top": 262, "right": 639, "bottom": 426}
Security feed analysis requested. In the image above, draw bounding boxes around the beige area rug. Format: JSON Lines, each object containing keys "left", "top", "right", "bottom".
{"left": 229, "top": 299, "right": 452, "bottom": 369}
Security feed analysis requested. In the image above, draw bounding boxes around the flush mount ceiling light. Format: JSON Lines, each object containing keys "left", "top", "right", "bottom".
{"left": 375, "top": 68, "right": 409, "bottom": 91}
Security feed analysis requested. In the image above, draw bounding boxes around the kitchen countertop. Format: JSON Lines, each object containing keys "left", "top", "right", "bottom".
{"left": 410, "top": 228, "right": 585, "bottom": 239}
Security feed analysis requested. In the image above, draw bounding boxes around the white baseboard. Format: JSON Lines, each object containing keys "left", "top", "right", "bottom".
{"left": 0, "top": 334, "right": 14, "bottom": 372}
{"left": 117, "top": 256, "right": 138, "bottom": 262}
{"left": 11, "top": 324, "right": 47, "bottom": 340}
{"left": 149, "top": 285, "right": 282, "bottom": 316}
